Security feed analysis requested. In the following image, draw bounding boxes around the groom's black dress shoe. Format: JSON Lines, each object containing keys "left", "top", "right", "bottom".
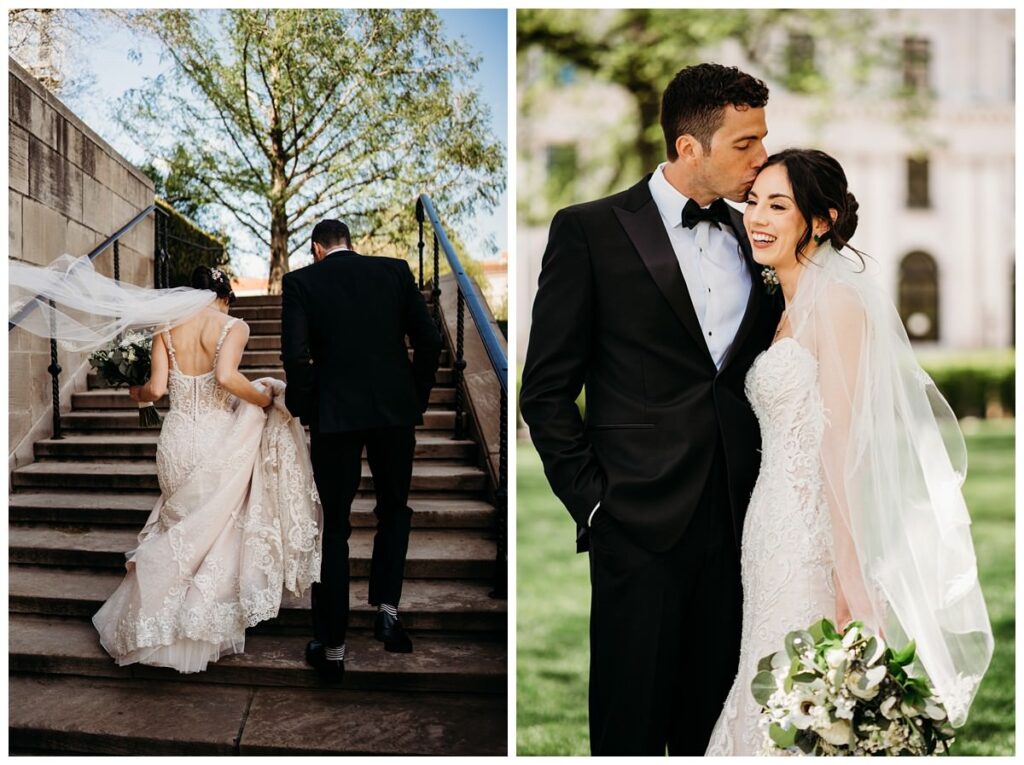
{"left": 374, "top": 611, "right": 413, "bottom": 653}
{"left": 305, "top": 640, "right": 344, "bottom": 683}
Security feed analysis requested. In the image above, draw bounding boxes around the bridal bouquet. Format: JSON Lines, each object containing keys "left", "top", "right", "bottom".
{"left": 751, "top": 618, "right": 956, "bottom": 756}
{"left": 88, "top": 331, "right": 162, "bottom": 428}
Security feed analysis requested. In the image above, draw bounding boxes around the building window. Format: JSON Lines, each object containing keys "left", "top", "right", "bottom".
{"left": 544, "top": 144, "right": 578, "bottom": 206}
{"left": 787, "top": 33, "right": 815, "bottom": 77}
{"left": 906, "top": 157, "right": 930, "bottom": 209}
{"left": 903, "top": 36, "right": 931, "bottom": 94}
{"left": 899, "top": 251, "right": 939, "bottom": 342}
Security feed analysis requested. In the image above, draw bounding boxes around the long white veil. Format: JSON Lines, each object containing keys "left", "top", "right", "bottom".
{"left": 789, "top": 244, "right": 993, "bottom": 726}
{"left": 9, "top": 254, "right": 216, "bottom": 350}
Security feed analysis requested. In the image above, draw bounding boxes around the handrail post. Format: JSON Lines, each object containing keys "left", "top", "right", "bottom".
{"left": 113, "top": 239, "right": 121, "bottom": 282}
{"left": 416, "top": 198, "right": 425, "bottom": 290}
{"left": 453, "top": 287, "right": 467, "bottom": 439}
{"left": 432, "top": 233, "right": 441, "bottom": 331}
{"left": 47, "top": 299, "right": 64, "bottom": 440}
{"left": 492, "top": 385, "right": 507, "bottom": 598}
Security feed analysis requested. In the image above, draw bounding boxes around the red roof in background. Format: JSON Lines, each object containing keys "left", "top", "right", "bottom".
{"left": 231, "top": 276, "right": 269, "bottom": 294}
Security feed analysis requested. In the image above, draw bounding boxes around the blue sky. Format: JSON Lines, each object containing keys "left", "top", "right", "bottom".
{"left": 64, "top": 9, "right": 508, "bottom": 277}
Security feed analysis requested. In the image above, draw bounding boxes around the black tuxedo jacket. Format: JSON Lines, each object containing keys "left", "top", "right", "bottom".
{"left": 281, "top": 250, "right": 442, "bottom": 433}
{"left": 520, "top": 177, "right": 781, "bottom": 553}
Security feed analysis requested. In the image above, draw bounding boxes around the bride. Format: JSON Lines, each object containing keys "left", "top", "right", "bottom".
{"left": 9, "top": 261, "right": 321, "bottom": 674}
{"left": 705, "top": 149, "right": 993, "bottom": 755}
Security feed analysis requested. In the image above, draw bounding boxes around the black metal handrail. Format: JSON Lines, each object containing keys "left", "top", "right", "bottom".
{"left": 9, "top": 204, "right": 161, "bottom": 330}
{"left": 416, "top": 194, "right": 508, "bottom": 599}
{"left": 9, "top": 203, "right": 170, "bottom": 440}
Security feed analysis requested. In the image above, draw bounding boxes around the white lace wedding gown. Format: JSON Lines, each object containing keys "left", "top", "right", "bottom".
{"left": 93, "top": 318, "right": 321, "bottom": 673}
{"left": 706, "top": 337, "right": 836, "bottom": 756}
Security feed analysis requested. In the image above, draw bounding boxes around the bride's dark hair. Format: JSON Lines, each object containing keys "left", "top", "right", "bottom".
{"left": 760, "top": 148, "right": 865, "bottom": 267}
{"left": 191, "top": 266, "right": 236, "bottom": 305}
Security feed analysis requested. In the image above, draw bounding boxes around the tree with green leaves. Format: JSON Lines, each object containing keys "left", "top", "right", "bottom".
{"left": 116, "top": 9, "right": 504, "bottom": 292}
{"left": 518, "top": 9, "right": 897, "bottom": 189}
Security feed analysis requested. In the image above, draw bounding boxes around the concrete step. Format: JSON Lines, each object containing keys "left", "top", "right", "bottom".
{"left": 9, "top": 527, "right": 497, "bottom": 578}
{"left": 9, "top": 675, "right": 505, "bottom": 755}
{"left": 9, "top": 492, "right": 495, "bottom": 529}
{"left": 10, "top": 615, "right": 505, "bottom": 693}
{"left": 239, "top": 319, "right": 281, "bottom": 336}
{"left": 232, "top": 294, "right": 280, "bottom": 306}
{"left": 34, "top": 432, "right": 474, "bottom": 462}
{"left": 238, "top": 348, "right": 450, "bottom": 368}
{"left": 57, "top": 408, "right": 458, "bottom": 433}
{"left": 12, "top": 460, "right": 486, "bottom": 493}
{"left": 9, "top": 566, "right": 506, "bottom": 633}
{"left": 71, "top": 386, "right": 456, "bottom": 412}
{"left": 88, "top": 367, "right": 456, "bottom": 388}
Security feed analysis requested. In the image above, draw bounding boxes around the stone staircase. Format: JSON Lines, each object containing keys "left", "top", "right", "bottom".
{"left": 8, "top": 293, "right": 507, "bottom": 755}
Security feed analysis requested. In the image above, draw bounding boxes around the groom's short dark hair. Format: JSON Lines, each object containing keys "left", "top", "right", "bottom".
{"left": 661, "top": 63, "right": 769, "bottom": 160}
{"left": 311, "top": 219, "right": 352, "bottom": 250}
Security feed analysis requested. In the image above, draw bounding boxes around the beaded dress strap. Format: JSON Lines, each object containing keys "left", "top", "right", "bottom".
{"left": 214, "top": 317, "right": 240, "bottom": 364}
{"left": 162, "top": 330, "right": 180, "bottom": 371}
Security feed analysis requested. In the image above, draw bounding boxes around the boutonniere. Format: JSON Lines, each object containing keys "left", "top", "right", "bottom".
{"left": 761, "top": 266, "right": 780, "bottom": 295}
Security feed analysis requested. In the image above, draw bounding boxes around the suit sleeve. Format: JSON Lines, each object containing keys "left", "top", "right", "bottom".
{"left": 280, "top": 272, "right": 314, "bottom": 421}
{"left": 403, "top": 261, "right": 442, "bottom": 412}
{"left": 519, "top": 208, "right": 604, "bottom": 527}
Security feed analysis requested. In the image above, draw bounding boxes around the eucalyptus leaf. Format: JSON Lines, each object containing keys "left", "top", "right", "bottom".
{"left": 863, "top": 635, "right": 885, "bottom": 665}
{"left": 769, "top": 723, "right": 797, "bottom": 749}
{"left": 785, "top": 630, "right": 814, "bottom": 660}
{"left": 751, "top": 670, "right": 777, "bottom": 706}
{"left": 757, "top": 653, "right": 774, "bottom": 673}
{"left": 808, "top": 618, "right": 827, "bottom": 643}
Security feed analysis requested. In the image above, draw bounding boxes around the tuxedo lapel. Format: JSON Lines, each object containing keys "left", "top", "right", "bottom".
{"left": 719, "top": 204, "right": 765, "bottom": 373}
{"left": 613, "top": 196, "right": 712, "bottom": 363}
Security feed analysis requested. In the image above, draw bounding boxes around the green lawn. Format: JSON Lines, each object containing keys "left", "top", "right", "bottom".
{"left": 516, "top": 418, "right": 1015, "bottom": 756}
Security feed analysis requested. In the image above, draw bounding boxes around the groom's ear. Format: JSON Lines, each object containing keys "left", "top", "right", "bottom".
{"left": 675, "top": 133, "right": 703, "bottom": 163}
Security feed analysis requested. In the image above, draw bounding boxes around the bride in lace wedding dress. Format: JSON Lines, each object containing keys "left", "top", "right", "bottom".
{"left": 706, "top": 150, "right": 992, "bottom": 755}
{"left": 91, "top": 268, "right": 321, "bottom": 673}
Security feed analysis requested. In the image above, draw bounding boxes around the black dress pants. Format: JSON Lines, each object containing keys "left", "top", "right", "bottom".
{"left": 587, "top": 457, "right": 742, "bottom": 756}
{"left": 309, "top": 425, "right": 416, "bottom": 648}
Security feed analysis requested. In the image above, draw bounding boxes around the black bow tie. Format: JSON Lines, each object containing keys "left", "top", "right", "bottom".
{"left": 681, "top": 198, "right": 732, "bottom": 230}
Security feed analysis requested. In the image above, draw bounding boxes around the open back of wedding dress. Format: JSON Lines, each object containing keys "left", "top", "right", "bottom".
{"left": 93, "top": 318, "right": 322, "bottom": 673}
{"left": 706, "top": 246, "right": 992, "bottom": 755}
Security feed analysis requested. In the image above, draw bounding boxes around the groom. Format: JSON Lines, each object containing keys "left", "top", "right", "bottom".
{"left": 520, "top": 64, "right": 781, "bottom": 754}
{"left": 281, "top": 218, "right": 442, "bottom": 683}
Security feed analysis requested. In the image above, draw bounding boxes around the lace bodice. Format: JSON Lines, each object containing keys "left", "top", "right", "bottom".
{"left": 707, "top": 338, "right": 835, "bottom": 756}
{"left": 157, "top": 318, "right": 239, "bottom": 497}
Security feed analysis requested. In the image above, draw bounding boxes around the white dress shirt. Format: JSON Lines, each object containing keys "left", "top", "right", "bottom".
{"left": 588, "top": 166, "right": 752, "bottom": 528}
{"left": 647, "top": 163, "right": 751, "bottom": 368}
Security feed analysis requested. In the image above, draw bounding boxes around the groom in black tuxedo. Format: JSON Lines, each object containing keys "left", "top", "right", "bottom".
{"left": 520, "top": 64, "right": 781, "bottom": 754}
{"left": 282, "top": 219, "right": 442, "bottom": 682}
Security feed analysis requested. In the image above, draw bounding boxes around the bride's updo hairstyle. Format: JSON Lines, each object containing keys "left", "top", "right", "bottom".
{"left": 191, "top": 266, "right": 236, "bottom": 305}
{"left": 760, "top": 148, "right": 864, "bottom": 267}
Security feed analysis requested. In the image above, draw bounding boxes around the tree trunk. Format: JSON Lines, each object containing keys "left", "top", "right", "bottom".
{"left": 636, "top": 89, "right": 663, "bottom": 176}
{"left": 267, "top": 203, "right": 289, "bottom": 295}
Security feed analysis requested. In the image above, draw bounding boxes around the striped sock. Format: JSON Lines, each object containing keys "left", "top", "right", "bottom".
{"left": 379, "top": 603, "right": 398, "bottom": 618}
{"left": 324, "top": 644, "right": 346, "bottom": 661}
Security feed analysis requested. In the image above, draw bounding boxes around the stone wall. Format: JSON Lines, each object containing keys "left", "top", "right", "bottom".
{"left": 9, "top": 57, "right": 156, "bottom": 461}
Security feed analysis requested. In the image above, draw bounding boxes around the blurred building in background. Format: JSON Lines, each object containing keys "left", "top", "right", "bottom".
{"left": 517, "top": 9, "right": 1014, "bottom": 350}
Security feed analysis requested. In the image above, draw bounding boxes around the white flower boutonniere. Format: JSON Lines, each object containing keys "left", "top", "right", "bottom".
{"left": 762, "top": 266, "right": 780, "bottom": 295}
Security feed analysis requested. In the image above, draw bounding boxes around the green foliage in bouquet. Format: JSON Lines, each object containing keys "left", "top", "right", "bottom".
{"left": 751, "top": 618, "right": 956, "bottom": 756}
{"left": 88, "top": 332, "right": 162, "bottom": 428}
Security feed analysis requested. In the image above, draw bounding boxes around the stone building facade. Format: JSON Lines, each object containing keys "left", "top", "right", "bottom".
{"left": 9, "top": 57, "right": 156, "bottom": 465}
{"left": 517, "top": 10, "right": 1015, "bottom": 351}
